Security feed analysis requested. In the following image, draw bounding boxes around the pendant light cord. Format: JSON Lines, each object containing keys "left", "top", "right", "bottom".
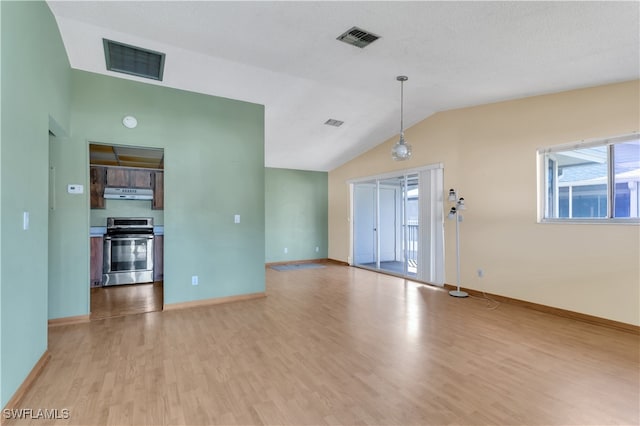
{"left": 397, "top": 76, "right": 407, "bottom": 140}
{"left": 400, "top": 79, "right": 404, "bottom": 138}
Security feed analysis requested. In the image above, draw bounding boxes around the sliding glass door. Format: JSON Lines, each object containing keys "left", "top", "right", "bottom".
{"left": 351, "top": 166, "right": 444, "bottom": 284}
{"left": 353, "top": 177, "right": 412, "bottom": 275}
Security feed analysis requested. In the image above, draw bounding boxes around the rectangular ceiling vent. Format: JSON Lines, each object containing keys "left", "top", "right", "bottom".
{"left": 103, "top": 39, "right": 165, "bottom": 81}
{"left": 337, "top": 26, "right": 380, "bottom": 48}
{"left": 324, "top": 119, "right": 344, "bottom": 127}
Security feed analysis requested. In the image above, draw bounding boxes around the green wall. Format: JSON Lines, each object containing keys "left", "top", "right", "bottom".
{"left": 1, "top": 1, "right": 265, "bottom": 408}
{"left": 265, "top": 168, "right": 328, "bottom": 263}
{"left": 0, "top": 1, "right": 71, "bottom": 408}
{"left": 49, "top": 69, "right": 265, "bottom": 314}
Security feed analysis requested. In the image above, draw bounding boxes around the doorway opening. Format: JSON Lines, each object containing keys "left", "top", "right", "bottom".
{"left": 350, "top": 165, "right": 444, "bottom": 284}
{"left": 89, "top": 142, "right": 164, "bottom": 319}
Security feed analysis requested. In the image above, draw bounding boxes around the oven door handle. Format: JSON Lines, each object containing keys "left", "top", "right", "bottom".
{"left": 104, "top": 235, "right": 154, "bottom": 240}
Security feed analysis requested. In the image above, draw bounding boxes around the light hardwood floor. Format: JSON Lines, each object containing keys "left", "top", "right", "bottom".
{"left": 90, "top": 282, "right": 163, "bottom": 320}
{"left": 7, "top": 264, "right": 639, "bottom": 425}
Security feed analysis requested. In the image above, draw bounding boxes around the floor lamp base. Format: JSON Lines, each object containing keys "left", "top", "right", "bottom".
{"left": 449, "top": 290, "right": 469, "bottom": 298}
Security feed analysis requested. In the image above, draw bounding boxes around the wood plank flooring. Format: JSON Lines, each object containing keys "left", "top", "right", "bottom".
{"left": 6, "top": 264, "right": 639, "bottom": 425}
{"left": 90, "top": 282, "right": 163, "bottom": 320}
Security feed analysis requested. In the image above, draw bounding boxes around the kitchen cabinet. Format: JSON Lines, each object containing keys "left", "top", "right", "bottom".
{"left": 106, "top": 168, "right": 153, "bottom": 189}
{"left": 130, "top": 169, "right": 153, "bottom": 188}
{"left": 90, "top": 166, "right": 106, "bottom": 209}
{"left": 152, "top": 171, "right": 164, "bottom": 210}
{"left": 154, "top": 235, "right": 164, "bottom": 281}
{"left": 90, "top": 236, "right": 103, "bottom": 287}
{"left": 91, "top": 165, "right": 161, "bottom": 209}
{"left": 105, "top": 168, "right": 128, "bottom": 187}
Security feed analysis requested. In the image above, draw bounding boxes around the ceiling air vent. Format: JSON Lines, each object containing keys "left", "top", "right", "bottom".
{"left": 324, "top": 119, "right": 344, "bottom": 127}
{"left": 103, "top": 39, "right": 165, "bottom": 81}
{"left": 336, "top": 26, "right": 380, "bottom": 48}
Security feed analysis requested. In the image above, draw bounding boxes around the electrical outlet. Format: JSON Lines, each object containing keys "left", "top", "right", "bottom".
{"left": 192, "top": 275, "right": 199, "bottom": 286}
{"left": 284, "top": 247, "right": 288, "bottom": 254}
{"left": 477, "top": 269, "right": 484, "bottom": 278}
{"left": 315, "top": 246, "right": 319, "bottom": 252}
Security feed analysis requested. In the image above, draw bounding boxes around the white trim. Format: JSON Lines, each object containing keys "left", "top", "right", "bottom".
{"left": 537, "top": 132, "right": 640, "bottom": 223}
{"left": 348, "top": 182, "right": 354, "bottom": 266}
{"left": 536, "top": 153, "right": 544, "bottom": 222}
{"left": 346, "top": 162, "right": 443, "bottom": 184}
{"left": 540, "top": 218, "right": 640, "bottom": 225}
{"left": 375, "top": 179, "right": 380, "bottom": 269}
{"left": 537, "top": 132, "right": 638, "bottom": 154}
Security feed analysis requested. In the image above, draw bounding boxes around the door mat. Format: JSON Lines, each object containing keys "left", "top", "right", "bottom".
{"left": 270, "top": 263, "right": 326, "bottom": 272}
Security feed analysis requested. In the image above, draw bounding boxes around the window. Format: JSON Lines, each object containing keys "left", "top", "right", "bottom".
{"left": 540, "top": 134, "right": 640, "bottom": 222}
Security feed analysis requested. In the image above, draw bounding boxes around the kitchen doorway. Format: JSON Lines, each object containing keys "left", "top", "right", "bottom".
{"left": 89, "top": 142, "right": 164, "bottom": 319}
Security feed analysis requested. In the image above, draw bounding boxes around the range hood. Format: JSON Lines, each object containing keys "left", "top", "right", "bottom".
{"left": 104, "top": 187, "right": 153, "bottom": 200}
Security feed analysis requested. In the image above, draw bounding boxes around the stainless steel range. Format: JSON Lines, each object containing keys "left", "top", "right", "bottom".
{"left": 103, "top": 217, "right": 154, "bottom": 286}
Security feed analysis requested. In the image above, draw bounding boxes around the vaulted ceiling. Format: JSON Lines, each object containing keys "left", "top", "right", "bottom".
{"left": 47, "top": 1, "right": 640, "bottom": 171}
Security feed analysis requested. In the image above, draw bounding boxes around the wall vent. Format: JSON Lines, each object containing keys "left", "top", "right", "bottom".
{"left": 324, "top": 119, "right": 344, "bottom": 127}
{"left": 336, "top": 26, "right": 380, "bottom": 48}
{"left": 103, "top": 39, "right": 165, "bottom": 81}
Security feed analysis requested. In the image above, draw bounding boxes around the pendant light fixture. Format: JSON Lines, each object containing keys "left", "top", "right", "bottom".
{"left": 391, "top": 75, "right": 412, "bottom": 161}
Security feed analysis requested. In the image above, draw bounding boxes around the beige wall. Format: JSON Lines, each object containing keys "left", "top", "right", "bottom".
{"left": 329, "top": 80, "right": 640, "bottom": 326}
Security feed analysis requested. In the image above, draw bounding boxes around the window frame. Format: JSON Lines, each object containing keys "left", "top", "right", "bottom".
{"left": 537, "top": 133, "right": 640, "bottom": 224}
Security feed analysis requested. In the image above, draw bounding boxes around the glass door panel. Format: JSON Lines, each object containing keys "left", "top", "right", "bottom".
{"left": 405, "top": 174, "right": 419, "bottom": 277}
{"left": 354, "top": 181, "right": 377, "bottom": 268}
{"left": 378, "top": 177, "right": 404, "bottom": 275}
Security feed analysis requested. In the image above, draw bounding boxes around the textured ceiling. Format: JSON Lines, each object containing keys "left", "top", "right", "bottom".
{"left": 47, "top": 1, "right": 640, "bottom": 171}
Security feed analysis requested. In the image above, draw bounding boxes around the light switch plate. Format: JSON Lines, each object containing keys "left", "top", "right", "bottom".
{"left": 234, "top": 214, "right": 240, "bottom": 224}
{"left": 67, "top": 184, "right": 84, "bottom": 194}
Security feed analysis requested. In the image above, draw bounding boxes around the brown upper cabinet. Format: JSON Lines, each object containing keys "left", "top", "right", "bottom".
{"left": 152, "top": 171, "right": 164, "bottom": 210}
{"left": 106, "top": 168, "right": 153, "bottom": 189}
{"left": 90, "top": 166, "right": 106, "bottom": 209}
{"left": 90, "top": 166, "right": 163, "bottom": 210}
